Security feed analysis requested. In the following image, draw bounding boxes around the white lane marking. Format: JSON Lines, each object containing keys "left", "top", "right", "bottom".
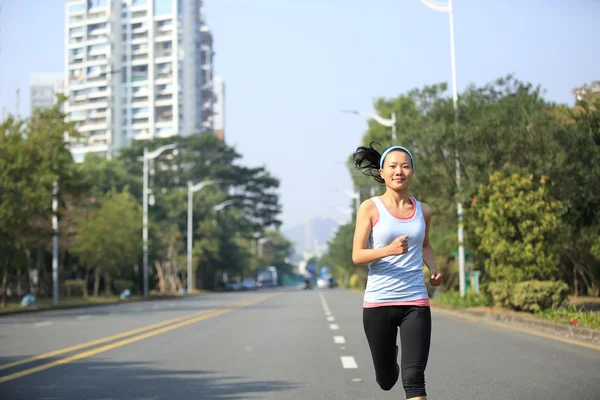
{"left": 34, "top": 321, "right": 53, "bottom": 327}
{"left": 325, "top": 310, "right": 332, "bottom": 316}
{"left": 327, "top": 316, "right": 335, "bottom": 322}
{"left": 329, "top": 324, "right": 339, "bottom": 330}
{"left": 77, "top": 315, "right": 92, "bottom": 320}
{"left": 334, "top": 336, "right": 346, "bottom": 344}
{"left": 341, "top": 356, "right": 358, "bottom": 369}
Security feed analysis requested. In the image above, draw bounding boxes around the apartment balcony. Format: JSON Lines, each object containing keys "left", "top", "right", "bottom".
{"left": 87, "top": 77, "right": 109, "bottom": 86}
{"left": 155, "top": 98, "right": 173, "bottom": 107}
{"left": 88, "top": 89, "right": 109, "bottom": 98}
{"left": 155, "top": 120, "right": 174, "bottom": 128}
{"left": 132, "top": 47, "right": 149, "bottom": 56}
{"left": 68, "top": 113, "right": 87, "bottom": 122}
{"left": 155, "top": 75, "right": 173, "bottom": 85}
{"left": 68, "top": 15, "right": 85, "bottom": 24}
{"left": 154, "top": 54, "right": 172, "bottom": 63}
{"left": 132, "top": 25, "right": 148, "bottom": 35}
{"left": 156, "top": 86, "right": 173, "bottom": 96}
{"left": 132, "top": 87, "right": 149, "bottom": 97}
{"left": 131, "top": 38, "right": 149, "bottom": 46}
{"left": 132, "top": 121, "right": 151, "bottom": 130}
{"left": 87, "top": 35, "right": 109, "bottom": 44}
{"left": 71, "top": 93, "right": 88, "bottom": 102}
{"left": 69, "top": 29, "right": 85, "bottom": 38}
{"left": 131, "top": 75, "right": 149, "bottom": 83}
{"left": 68, "top": 37, "right": 85, "bottom": 47}
{"left": 88, "top": 49, "right": 109, "bottom": 58}
{"left": 88, "top": 109, "right": 108, "bottom": 119}
{"left": 89, "top": 27, "right": 108, "bottom": 36}
{"left": 79, "top": 122, "right": 109, "bottom": 132}
{"left": 155, "top": 33, "right": 173, "bottom": 43}
{"left": 132, "top": 33, "right": 149, "bottom": 41}
{"left": 131, "top": 11, "right": 147, "bottom": 20}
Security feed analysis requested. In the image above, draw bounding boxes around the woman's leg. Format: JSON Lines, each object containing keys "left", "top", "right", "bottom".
{"left": 363, "top": 306, "right": 399, "bottom": 391}
{"left": 399, "top": 306, "right": 432, "bottom": 399}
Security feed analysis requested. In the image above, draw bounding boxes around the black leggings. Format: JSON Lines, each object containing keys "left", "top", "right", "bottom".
{"left": 363, "top": 305, "right": 432, "bottom": 398}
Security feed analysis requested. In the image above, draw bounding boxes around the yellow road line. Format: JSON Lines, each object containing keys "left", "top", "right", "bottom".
{"left": 0, "top": 311, "right": 206, "bottom": 371}
{"left": 0, "top": 293, "right": 278, "bottom": 381}
{"left": 432, "top": 307, "right": 600, "bottom": 352}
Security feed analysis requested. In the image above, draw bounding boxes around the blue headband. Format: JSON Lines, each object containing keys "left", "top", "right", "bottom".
{"left": 379, "top": 146, "right": 414, "bottom": 170}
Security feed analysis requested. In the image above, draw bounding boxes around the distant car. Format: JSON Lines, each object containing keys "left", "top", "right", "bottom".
{"left": 225, "top": 281, "right": 242, "bottom": 291}
{"left": 317, "top": 275, "right": 337, "bottom": 289}
{"left": 241, "top": 278, "right": 257, "bottom": 291}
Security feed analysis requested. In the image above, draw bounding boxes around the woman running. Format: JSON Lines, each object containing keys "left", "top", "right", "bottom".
{"left": 352, "top": 143, "right": 442, "bottom": 400}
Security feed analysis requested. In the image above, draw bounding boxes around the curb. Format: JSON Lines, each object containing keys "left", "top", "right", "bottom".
{"left": 0, "top": 292, "right": 208, "bottom": 317}
{"left": 432, "top": 305, "right": 600, "bottom": 349}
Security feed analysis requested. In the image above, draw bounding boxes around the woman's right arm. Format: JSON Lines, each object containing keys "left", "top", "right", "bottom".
{"left": 352, "top": 200, "right": 392, "bottom": 265}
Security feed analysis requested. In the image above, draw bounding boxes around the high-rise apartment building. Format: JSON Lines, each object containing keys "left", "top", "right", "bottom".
{"left": 29, "top": 73, "right": 66, "bottom": 113}
{"left": 213, "top": 76, "right": 225, "bottom": 142}
{"left": 65, "top": 0, "right": 216, "bottom": 162}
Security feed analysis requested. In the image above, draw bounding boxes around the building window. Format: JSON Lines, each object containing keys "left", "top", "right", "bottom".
{"left": 154, "top": 0, "right": 172, "bottom": 16}
{"left": 69, "top": 3, "right": 86, "bottom": 13}
{"left": 133, "top": 0, "right": 148, "bottom": 5}
{"left": 88, "top": 0, "right": 108, "bottom": 10}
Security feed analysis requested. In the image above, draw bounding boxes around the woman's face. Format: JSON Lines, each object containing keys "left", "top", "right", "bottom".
{"left": 379, "top": 150, "right": 413, "bottom": 191}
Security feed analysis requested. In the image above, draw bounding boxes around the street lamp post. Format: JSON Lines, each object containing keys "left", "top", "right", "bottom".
{"left": 142, "top": 143, "right": 178, "bottom": 298}
{"left": 187, "top": 179, "right": 221, "bottom": 293}
{"left": 342, "top": 109, "right": 397, "bottom": 141}
{"left": 419, "top": 0, "right": 466, "bottom": 297}
{"left": 52, "top": 180, "right": 59, "bottom": 305}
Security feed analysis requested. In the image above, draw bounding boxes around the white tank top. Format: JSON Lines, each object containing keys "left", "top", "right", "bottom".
{"left": 363, "top": 196, "right": 429, "bottom": 303}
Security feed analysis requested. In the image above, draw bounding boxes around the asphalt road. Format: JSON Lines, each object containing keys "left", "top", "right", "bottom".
{"left": 0, "top": 287, "right": 598, "bottom": 400}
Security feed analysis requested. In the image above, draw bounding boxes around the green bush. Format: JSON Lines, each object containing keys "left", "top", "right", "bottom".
{"left": 511, "top": 280, "right": 569, "bottom": 312}
{"left": 537, "top": 305, "right": 600, "bottom": 330}
{"left": 434, "top": 291, "right": 490, "bottom": 308}
{"left": 488, "top": 281, "right": 513, "bottom": 308}
{"left": 349, "top": 273, "right": 366, "bottom": 289}
{"left": 113, "top": 279, "right": 135, "bottom": 293}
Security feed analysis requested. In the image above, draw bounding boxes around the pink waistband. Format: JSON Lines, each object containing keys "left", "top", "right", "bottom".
{"left": 363, "top": 298, "right": 430, "bottom": 308}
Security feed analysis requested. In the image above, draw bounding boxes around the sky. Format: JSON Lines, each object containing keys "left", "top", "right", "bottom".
{"left": 1, "top": 0, "right": 599, "bottom": 231}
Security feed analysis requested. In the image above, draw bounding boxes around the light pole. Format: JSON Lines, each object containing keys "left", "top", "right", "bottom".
{"left": 52, "top": 180, "right": 59, "bottom": 305}
{"left": 142, "top": 143, "right": 178, "bottom": 298}
{"left": 419, "top": 0, "right": 466, "bottom": 297}
{"left": 187, "top": 179, "right": 221, "bottom": 293}
{"left": 342, "top": 109, "right": 397, "bottom": 141}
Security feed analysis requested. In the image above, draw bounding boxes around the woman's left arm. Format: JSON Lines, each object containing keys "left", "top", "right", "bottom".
{"left": 422, "top": 203, "right": 443, "bottom": 286}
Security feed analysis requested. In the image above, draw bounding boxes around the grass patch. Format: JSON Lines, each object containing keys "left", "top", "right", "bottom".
{"left": 536, "top": 305, "right": 600, "bottom": 330}
{"left": 432, "top": 291, "right": 491, "bottom": 309}
{"left": 0, "top": 295, "right": 142, "bottom": 314}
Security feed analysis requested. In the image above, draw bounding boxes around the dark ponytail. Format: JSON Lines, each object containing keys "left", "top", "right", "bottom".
{"left": 353, "top": 141, "right": 385, "bottom": 184}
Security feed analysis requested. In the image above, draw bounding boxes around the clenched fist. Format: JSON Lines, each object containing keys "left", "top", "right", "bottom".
{"left": 388, "top": 235, "right": 409, "bottom": 256}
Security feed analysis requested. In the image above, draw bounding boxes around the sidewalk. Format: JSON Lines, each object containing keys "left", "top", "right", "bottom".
{"left": 431, "top": 303, "right": 600, "bottom": 348}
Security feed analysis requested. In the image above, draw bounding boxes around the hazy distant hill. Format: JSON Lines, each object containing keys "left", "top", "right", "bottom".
{"left": 282, "top": 217, "right": 340, "bottom": 263}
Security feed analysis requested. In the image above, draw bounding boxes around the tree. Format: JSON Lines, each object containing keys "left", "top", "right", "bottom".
{"left": 318, "top": 222, "right": 356, "bottom": 285}
{"left": 470, "top": 169, "right": 564, "bottom": 283}
{"left": 71, "top": 188, "right": 141, "bottom": 296}
{"left": 0, "top": 98, "right": 81, "bottom": 305}
{"left": 550, "top": 94, "right": 600, "bottom": 295}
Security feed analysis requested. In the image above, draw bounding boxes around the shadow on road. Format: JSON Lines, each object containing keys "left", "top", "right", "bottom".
{"left": 0, "top": 358, "right": 298, "bottom": 400}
